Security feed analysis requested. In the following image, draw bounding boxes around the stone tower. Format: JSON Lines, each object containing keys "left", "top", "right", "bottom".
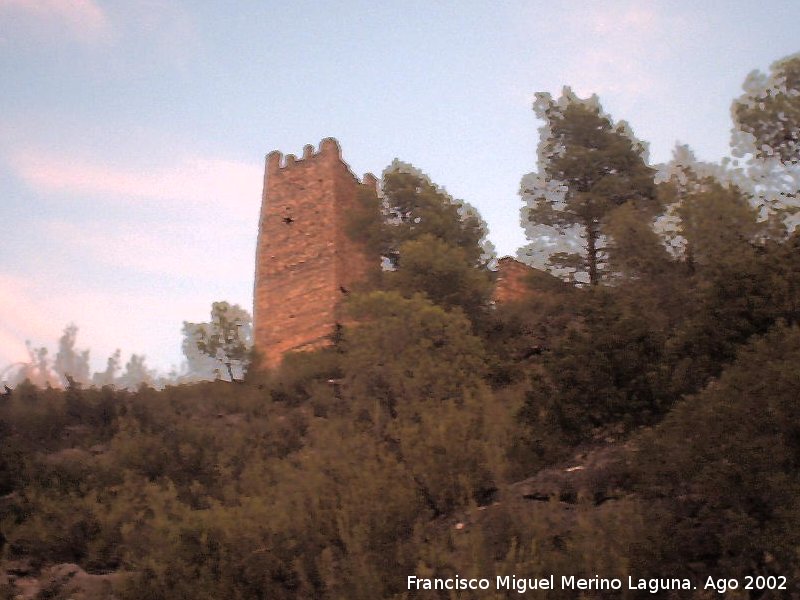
{"left": 253, "top": 138, "right": 377, "bottom": 369}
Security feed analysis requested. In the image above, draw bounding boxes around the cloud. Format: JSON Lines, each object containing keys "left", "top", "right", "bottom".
{"left": 590, "top": 4, "right": 657, "bottom": 34}
{"left": 0, "top": 271, "right": 225, "bottom": 376}
{"left": 0, "top": 274, "right": 54, "bottom": 368}
{"left": 0, "top": 0, "right": 112, "bottom": 42}
{"left": 1, "top": 145, "right": 262, "bottom": 375}
{"left": 558, "top": 3, "right": 665, "bottom": 98}
{"left": 116, "top": 0, "right": 199, "bottom": 68}
{"left": 9, "top": 150, "right": 263, "bottom": 221}
{"left": 41, "top": 219, "right": 255, "bottom": 281}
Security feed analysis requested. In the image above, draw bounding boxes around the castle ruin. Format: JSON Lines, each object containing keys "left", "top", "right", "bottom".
{"left": 253, "top": 138, "right": 377, "bottom": 369}
{"left": 253, "top": 138, "right": 546, "bottom": 369}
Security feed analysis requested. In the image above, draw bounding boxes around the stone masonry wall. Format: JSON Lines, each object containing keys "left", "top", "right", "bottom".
{"left": 493, "top": 257, "right": 537, "bottom": 304}
{"left": 253, "top": 138, "right": 375, "bottom": 369}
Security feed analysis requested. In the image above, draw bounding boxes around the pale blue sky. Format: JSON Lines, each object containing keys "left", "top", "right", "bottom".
{"left": 1, "top": 0, "right": 798, "bottom": 375}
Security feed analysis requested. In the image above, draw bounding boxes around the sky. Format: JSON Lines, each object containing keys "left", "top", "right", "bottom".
{"left": 1, "top": 0, "right": 799, "bottom": 377}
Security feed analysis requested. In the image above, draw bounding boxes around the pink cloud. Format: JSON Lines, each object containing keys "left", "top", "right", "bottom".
{"left": 590, "top": 5, "right": 657, "bottom": 35}
{"left": 545, "top": 2, "right": 707, "bottom": 105}
{"left": 0, "top": 0, "right": 112, "bottom": 42}
{"left": 0, "top": 274, "right": 69, "bottom": 369}
{"left": 10, "top": 150, "right": 263, "bottom": 221}
{"left": 0, "top": 271, "right": 227, "bottom": 376}
{"left": 42, "top": 219, "right": 255, "bottom": 280}
{"left": 1, "top": 147, "right": 262, "bottom": 374}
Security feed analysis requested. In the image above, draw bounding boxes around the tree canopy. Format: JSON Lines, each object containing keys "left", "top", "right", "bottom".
{"left": 381, "top": 161, "right": 493, "bottom": 269}
{"left": 345, "top": 161, "right": 495, "bottom": 318}
{"left": 731, "top": 52, "right": 800, "bottom": 233}
{"left": 520, "top": 88, "right": 657, "bottom": 285}
{"left": 733, "top": 52, "right": 800, "bottom": 165}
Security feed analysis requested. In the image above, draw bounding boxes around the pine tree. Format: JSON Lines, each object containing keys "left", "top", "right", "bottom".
{"left": 521, "top": 88, "right": 657, "bottom": 285}
{"left": 731, "top": 52, "right": 800, "bottom": 233}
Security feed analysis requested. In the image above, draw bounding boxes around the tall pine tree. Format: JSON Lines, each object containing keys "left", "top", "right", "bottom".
{"left": 521, "top": 88, "right": 657, "bottom": 285}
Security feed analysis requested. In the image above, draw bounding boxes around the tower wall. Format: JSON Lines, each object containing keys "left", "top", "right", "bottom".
{"left": 253, "top": 138, "right": 375, "bottom": 368}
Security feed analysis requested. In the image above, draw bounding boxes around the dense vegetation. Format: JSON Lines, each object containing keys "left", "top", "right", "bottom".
{"left": 2, "top": 53, "right": 800, "bottom": 599}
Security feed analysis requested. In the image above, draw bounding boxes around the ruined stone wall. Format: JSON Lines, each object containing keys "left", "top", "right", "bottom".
{"left": 253, "top": 138, "right": 375, "bottom": 369}
{"left": 493, "top": 257, "right": 536, "bottom": 304}
{"left": 493, "top": 256, "right": 569, "bottom": 305}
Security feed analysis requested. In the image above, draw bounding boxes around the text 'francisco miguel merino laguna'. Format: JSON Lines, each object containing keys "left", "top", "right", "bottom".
{"left": 407, "top": 574, "right": 695, "bottom": 594}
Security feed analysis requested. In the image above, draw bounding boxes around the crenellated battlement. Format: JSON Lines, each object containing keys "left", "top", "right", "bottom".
{"left": 262, "top": 138, "right": 379, "bottom": 201}
{"left": 266, "top": 137, "right": 345, "bottom": 174}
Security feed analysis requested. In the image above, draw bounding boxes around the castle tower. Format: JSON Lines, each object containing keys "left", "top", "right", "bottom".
{"left": 253, "top": 138, "right": 377, "bottom": 369}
